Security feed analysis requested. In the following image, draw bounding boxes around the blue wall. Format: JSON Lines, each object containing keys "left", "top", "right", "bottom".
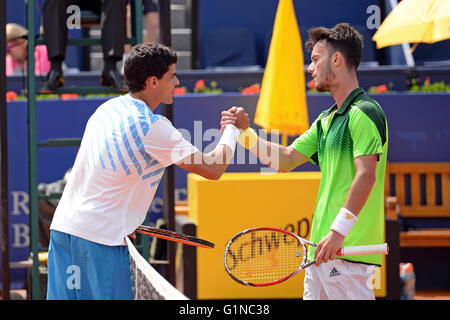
{"left": 3, "top": 92, "right": 450, "bottom": 289}
{"left": 198, "top": 0, "right": 450, "bottom": 68}
{"left": 199, "top": 0, "right": 379, "bottom": 67}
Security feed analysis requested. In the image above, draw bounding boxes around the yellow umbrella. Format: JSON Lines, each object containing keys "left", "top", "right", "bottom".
{"left": 372, "top": 0, "right": 450, "bottom": 51}
{"left": 254, "top": 0, "right": 309, "bottom": 146}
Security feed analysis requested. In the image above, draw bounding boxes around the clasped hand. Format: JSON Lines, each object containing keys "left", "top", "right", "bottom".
{"left": 220, "top": 106, "right": 250, "bottom": 132}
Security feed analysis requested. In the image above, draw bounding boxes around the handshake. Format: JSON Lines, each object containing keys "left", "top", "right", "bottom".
{"left": 219, "top": 106, "right": 258, "bottom": 150}
{"left": 220, "top": 106, "right": 250, "bottom": 132}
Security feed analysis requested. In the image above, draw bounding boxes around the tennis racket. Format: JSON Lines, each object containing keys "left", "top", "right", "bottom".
{"left": 136, "top": 225, "right": 214, "bottom": 249}
{"left": 224, "top": 227, "right": 388, "bottom": 286}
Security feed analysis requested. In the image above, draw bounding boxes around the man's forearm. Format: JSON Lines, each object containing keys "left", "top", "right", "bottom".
{"left": 249, "top": 137, "right": 283, "bottom": 171}
{"left": 249, "top": 137, "right": 310, "bottom": 172}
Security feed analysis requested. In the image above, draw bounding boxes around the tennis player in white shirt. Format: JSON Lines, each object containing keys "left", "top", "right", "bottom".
{"left": 47, "top": 42, "right": 249, "bottom": 299}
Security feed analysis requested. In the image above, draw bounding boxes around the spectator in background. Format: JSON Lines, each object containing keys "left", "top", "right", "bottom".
{"left": 123, "top": 0, "right": 159, "bottom": 73}
{"left": 142, "top": 0, "right": 159, "bottom": 43}
{"left": 40, "top": 0, "right": 127, "bottom": 92}
{"left": 5, "top": 23, "right": 50, "bottom": 76}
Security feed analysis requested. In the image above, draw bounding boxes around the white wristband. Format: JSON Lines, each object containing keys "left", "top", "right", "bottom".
{"left": 330, "top": 207, "right": 358, "bottom": 237}
{"left": 218, "top": 124, "right": 240, "bottom": 154}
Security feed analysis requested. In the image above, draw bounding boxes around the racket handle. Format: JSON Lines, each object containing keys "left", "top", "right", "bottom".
{"left": 337, "top": 243, "right": 389, "bottom": 256}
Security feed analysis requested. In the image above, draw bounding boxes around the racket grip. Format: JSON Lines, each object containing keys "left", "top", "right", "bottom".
{"left": 337, "top": 243, "right": 389, "bottom": 256}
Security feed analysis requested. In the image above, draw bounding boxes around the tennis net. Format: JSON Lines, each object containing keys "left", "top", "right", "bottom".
{"left": 126, "top": 237, "right": 188, "bottom": 300}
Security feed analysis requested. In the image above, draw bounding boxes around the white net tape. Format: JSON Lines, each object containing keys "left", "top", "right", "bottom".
{"left": 126, "top": 237, "right": 188, "bottom": 300}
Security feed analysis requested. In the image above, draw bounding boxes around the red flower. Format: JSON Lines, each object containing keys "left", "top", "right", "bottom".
{"left": 60, "top": 93, "right": 79, "bottom": 100}
{"left": 173, "top": 87, "right": 187, "bottom": 95}
{"left": 6, "top": 91, "right": 18, "bottom": 102}
{"left": 241, "top": 83, "right": 261, "bottom": 95}
{"left": 376, "top": 84, "right": 388, "bottom": 93}
{"left": 195, "top": 79, "right": 205, "bottom": 90}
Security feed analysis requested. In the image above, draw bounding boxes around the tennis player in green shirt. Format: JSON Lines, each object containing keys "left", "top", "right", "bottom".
{"left": 221, "top": 23, "right": 388, "bottom": 300}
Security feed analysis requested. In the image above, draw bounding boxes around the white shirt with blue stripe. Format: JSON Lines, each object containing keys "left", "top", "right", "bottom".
{"left": 50, "top": 94, "right": 198, "bottom": 246}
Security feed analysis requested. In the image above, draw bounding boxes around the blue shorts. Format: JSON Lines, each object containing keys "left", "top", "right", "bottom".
{"left": 47, "top": 230, "right": 133, "bottom": 300}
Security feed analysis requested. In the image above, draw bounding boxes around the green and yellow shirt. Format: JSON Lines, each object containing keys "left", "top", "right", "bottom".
{"left": 292, "top": 88, "right": 388, "bottom": 265}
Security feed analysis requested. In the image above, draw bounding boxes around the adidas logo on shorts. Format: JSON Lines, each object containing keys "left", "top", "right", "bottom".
{"left": 329, "top": 267, "right": 341, "bottom": 277}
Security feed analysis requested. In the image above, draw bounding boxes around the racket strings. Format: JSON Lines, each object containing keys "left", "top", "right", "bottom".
{"left": 225, "top": 230, "right": 304, "bottom": 285}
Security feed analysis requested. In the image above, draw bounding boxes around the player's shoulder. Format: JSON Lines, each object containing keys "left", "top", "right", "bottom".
{"left": 349, "top": 95, "right": 388, "bottom": 143}
{"left": 146, "top": 114, "right": 178, "bottom": 137}
{"left": 352, "top": 94, "right": 384, "bottom": 113}
{"left": 94, "top": 95, "right": 124, "bottom": 113}
{"left": 148, "top": 112, "right": 165, "bottom": 125}
{"left": 350, "top": 95, "right": 386, "bottom": 121}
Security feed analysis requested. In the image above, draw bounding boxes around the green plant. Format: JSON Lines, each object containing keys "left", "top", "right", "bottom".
{"left": 408, "top": 77, "right": 450, "bottom": 93}
{"left": 193, "top": 79, "right": 222, "bottom": 94}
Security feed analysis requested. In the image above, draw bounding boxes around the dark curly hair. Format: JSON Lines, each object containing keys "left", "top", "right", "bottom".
{"left": 124, "top": 42, "right": 178, "bottom": 93}
{"left": 305, "top": 23, "right": 363, "bottom": 71}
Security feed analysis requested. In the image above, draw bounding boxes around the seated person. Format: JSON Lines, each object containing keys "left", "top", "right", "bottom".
{"left": 6, "top": 23, "right": 50, "bottom": 76}
{"left": 123, "top": 0, "right": 159, "bottom": 73}
{"left": 40, "top": 0, "right": 127, "bottom": 92}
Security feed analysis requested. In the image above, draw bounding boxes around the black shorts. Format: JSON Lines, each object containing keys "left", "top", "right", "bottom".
{"left": 143, "top": 0, "right": 158, "bottom": 14}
